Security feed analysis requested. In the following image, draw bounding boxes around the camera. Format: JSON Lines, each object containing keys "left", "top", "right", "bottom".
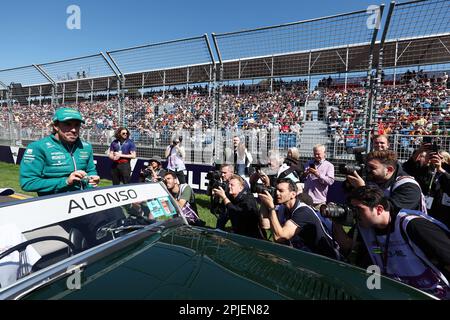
{"left": 206, "top": 170, "right": 228, "bottom": 196}
{"left": 173, "top": 136, "right": 183, "bottom": 145}
{"left": 431, "top": 141, "right": 439, "bottom": 153}
{"left": 251, "top": 183, "right": 277, "bottom": 201}
{"left": 140, "top": 167, "right": 162, "bottom": 182}
{"left": 339, "top": 163, "right": 364, "bottom": 175}
{"left": 319, "top": 203, "right": 358, "bottom": 226}
{"left": 341, "top": 146, "right": 366, "bottom": 176}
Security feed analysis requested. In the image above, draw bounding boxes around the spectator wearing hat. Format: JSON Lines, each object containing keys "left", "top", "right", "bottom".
{"left": 139, "top": 156, "right": 166, "bottom": 183}
{"left": 108, "top": 127, "right": 136, "bottom": 185}
{"left": 20, "top": 107, "right": 100, "bottom": 196}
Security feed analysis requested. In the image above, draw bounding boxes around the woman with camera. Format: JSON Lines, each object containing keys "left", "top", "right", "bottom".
{"left": 165, "top": 136, "right": 186, "bottom": 184}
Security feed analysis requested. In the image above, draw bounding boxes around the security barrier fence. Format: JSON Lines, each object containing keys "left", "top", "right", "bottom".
{"left": 0, "top": 0, "right": 449, "bottom": 166}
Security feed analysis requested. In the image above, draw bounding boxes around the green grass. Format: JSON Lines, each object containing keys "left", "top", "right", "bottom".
{"left": 0, "top": 161, "right": 112, "bottom": 197}
{"left": 0, "top": 161, "right": 219, "bottom": 228}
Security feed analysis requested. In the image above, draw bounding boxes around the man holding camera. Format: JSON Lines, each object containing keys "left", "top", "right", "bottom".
{"left": 303, "top": 144, "right": 335, "bottom": 210}
{"left": 210, "top": 164, "right": 234, "bottom": 230}
{"left": 347, "top": 150, "right": 426, "bottom": 214}
{"left": 259, "top": 178, "right": 340, "bottom": 259}
{"left": 139, "top": 156, "right": 166, "bottom": 183}
{"left": 165, "top": 136, "right": 186, "bottom": 184}
{"left": 212, "top": 174, "right": 264, "bottom": 239}
{"left": 402, "top": 143, "right": 450, "bottom": 226}
{"left": 335, "top": 185, "right": 450, "bottom": 299}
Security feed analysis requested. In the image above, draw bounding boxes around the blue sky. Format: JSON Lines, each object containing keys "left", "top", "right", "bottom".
{"left": 0, "top": 0, "right": 385, "bottom": 70}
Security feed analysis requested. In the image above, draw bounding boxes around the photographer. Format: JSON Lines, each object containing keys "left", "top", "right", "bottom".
{"left": 334, "top": 185, "right": 450, "bottom": 299}
{"left": 402, "top": 143, "right": 450, "bottom": 227}
{"left": 139, "top": 156, "right": 166, "bottom": 183}
{"left": 346, "top": 150, "right": 426, "bottom": 214}
{"left": 259, "top": 178, "right": 340, "bottom": 260}
{"left": 208, "top": 164, "right": 233, "bottom": 230}
{"left": 249, "top": 151, "right": 303, "bottom": 191}
{"left": 165, "top": 136, "right": 186, "bottom": 184}
{"left": 212, "top": 174, "right": 264, "bottom": 239}
{"left": 163, "top": 172, "right": 204, "bottom": 226}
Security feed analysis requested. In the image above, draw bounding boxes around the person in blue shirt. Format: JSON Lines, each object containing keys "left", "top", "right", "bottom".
{"left": 108, "top": 127, "right": 137, "bottom": 185}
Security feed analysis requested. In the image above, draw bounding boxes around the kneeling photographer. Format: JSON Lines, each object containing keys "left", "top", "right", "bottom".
{"left": 212, "top": 174, "right": 264, "bottom": 239}
{"left": 207, "top": 164, "right": 233, "bottom": 230}
{"left": 332, "top": 185, "right": 450, "bottom": 299}
{"left": 258, "top": 178, "right": 341, "bottom": 260}
{"left": 139, "top": 156, "right": 166, "bottom": 183}
{"left": 345, "top": 150, "right": 426, "bottom": 214}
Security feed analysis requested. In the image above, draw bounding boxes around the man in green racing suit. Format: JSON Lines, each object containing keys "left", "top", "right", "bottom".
{"left": 20, "top": 107, "right": 100, "bottom": 196}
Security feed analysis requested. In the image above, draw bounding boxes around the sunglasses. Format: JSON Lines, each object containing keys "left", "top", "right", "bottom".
{"left": 121, "top": 132, "right": 128, "bottom": 136}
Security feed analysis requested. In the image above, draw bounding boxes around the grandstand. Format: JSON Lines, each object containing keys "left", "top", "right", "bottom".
{"left": 0, "top": 0, "right": 449, "bottom": 167}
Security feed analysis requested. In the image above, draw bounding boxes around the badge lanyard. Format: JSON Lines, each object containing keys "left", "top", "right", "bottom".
{"left": 427, "top": 170, "right": 437, "bottom": 195}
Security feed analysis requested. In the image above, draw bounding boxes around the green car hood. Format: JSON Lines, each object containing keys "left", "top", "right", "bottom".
{"left": 22, "top": 225, "right": 433, "bottom": 300}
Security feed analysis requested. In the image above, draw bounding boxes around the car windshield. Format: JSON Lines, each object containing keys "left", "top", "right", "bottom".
{"left": 0, "top": 182, "right": 184, "bottom": 291}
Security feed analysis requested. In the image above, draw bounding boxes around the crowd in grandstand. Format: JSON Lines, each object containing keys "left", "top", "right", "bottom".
{"left": 0, "top": 81, "right": 308, "bottom": 139}
{"left": 326, "top": 71, "right": 450, "bottom": 153}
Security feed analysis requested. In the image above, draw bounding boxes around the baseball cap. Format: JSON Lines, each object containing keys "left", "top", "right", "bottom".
{"left": 52, "top": 107, "right": 85, "bottom": 124}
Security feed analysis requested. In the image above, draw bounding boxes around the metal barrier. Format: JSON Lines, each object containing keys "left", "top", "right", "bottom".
{"left": 0, "top": 0, "right": 449, "bottom": 168}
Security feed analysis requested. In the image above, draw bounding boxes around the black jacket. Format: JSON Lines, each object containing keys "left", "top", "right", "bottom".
{"left": 375, "top": 164, "right": 423, "bottom": 214}
{"left": 226, "top": 190, "right": 264, "bottom": 240}
{"left": 403, "top": 160, "right": 450, "bottom": 226}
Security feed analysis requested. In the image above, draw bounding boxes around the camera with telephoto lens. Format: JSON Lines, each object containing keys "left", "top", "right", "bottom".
{"left": 206, "top": 170, "right": 228, "bottom": 196}
{"left": 340, "top": 146, "right": 366, "bottom": 176}
{"left": 251, "top": 183, "right": 277, "bottom": 202}
{"left": 141, "top": 167, "right": 162, "bottom": 182}
{"left": 339, "top": 163, "right": 364, "bottom": 175}
{"left": 319, "top": 202, "right": 358, "bottom": 226}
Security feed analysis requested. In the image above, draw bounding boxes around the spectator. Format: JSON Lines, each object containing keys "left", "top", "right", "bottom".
{"left": 302, "top": 144, "right": 335, "bottom": 210}
{"left": 108, "top": 127, "right": 136, "bottom": 185}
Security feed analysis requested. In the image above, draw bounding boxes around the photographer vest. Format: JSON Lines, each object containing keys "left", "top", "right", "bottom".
{"left": 384, "top": 175, "right": 428, "bottom": 214}
{"left": 288, "top": 202, "right": 343, "bottom": 261}
{"left": 359, "top": 209, "right": 450, "bottom": 299}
